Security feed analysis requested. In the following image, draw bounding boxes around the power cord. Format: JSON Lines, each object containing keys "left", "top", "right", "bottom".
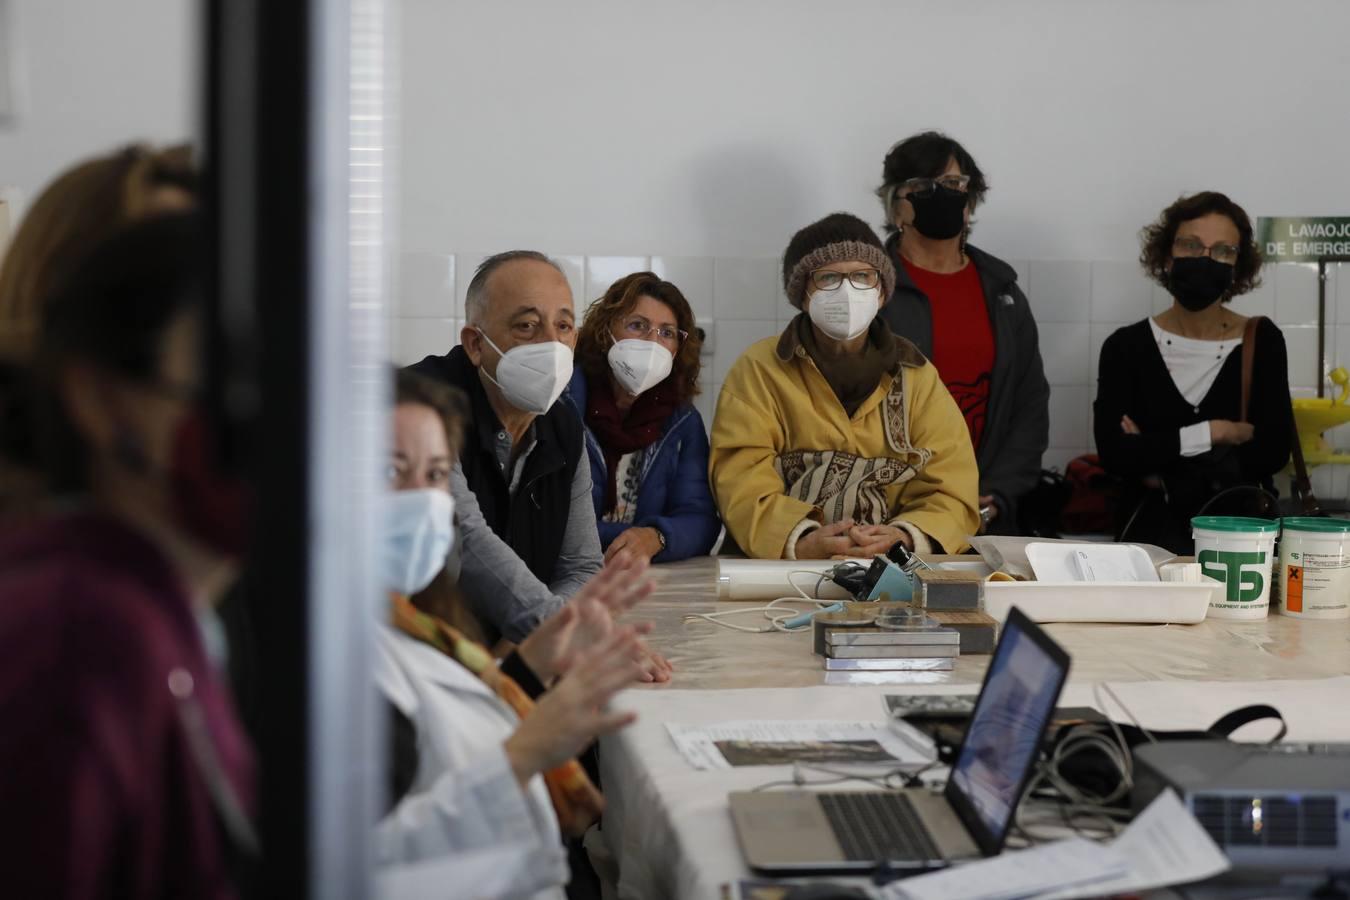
{"left": 1011, "top": 682, "right": 1154, "bottom": 845}
{"left": 684, "top": 567, "right": 861, "bottom": 633}
{"left": 750, "top": 759, "right": 944, "bottom": 793}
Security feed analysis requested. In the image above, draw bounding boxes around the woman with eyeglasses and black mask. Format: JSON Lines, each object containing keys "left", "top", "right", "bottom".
{"left": 876, "top": 132, "right": 1049, "bottom": 536}
{"left": 1094, "top": 192, "right": 1292, "bottom": 553}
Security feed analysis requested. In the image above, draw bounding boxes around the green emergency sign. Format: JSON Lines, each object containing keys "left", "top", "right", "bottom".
{"left": 1256, "top": 217, "right": 1350, "bottom": 262}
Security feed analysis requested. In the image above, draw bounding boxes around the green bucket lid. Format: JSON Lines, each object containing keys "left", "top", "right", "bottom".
{"left": 1281, "top": 516, "right": 1350, "bottom": 534}
{"left": 1191, "top": 515, "right": 1279, "bottom": 534}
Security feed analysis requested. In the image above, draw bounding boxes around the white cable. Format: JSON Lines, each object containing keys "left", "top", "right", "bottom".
{"left": 682, "top": 596, "right": 834, "bottom": 633}
{"left": 683, "top": 567, "right": 852, "bottom": 633}
{"left": 1098, "top": 682, "right": 1158, "bottom": 744}
{"left": 1013, "top": 682, "right": 1143, "bottom": 844}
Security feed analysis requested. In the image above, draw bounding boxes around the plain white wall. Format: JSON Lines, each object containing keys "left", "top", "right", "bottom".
{"left": 0, "top": 0, "right": 195, "bottom": 216}
{"left": 398, "top": 0, "right": 1350, "bottom": 261}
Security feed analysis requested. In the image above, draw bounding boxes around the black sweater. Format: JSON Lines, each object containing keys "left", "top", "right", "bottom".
{"left": 1093, "top": 317, "right": 1292, "bottom": 485}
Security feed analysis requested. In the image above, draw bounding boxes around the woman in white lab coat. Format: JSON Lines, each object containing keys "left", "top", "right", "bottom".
{"left": 375, "top": 370, "right": 651, "bottom": 900}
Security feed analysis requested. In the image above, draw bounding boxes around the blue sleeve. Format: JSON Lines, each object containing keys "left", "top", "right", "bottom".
{"left": 597, "top": 519, "right": 629, "bottom": 550}
{"left": 637, "top": 411, "right": 721, "bottom": 562}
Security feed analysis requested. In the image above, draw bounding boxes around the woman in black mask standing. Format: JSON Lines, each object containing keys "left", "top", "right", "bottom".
{"left": 876, "top": 132, "right": 1049, "bottom": 535}
{"left": 1094, "top": 192, "right": 1292, "bottom": 552}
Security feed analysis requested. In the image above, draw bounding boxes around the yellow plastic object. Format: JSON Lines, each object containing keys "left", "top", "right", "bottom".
{"left": 1291, "top": 367, "right": 1350, "bottom": 465}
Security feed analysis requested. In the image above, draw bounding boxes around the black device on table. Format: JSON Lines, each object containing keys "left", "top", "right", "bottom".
{"left": 832, "top": 540, "right": 920, "bottom": 600}
{"left": 727, "top": 606, "right": 1071, "bottom": 875}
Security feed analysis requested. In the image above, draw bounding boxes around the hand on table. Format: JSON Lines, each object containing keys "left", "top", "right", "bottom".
{"left": 604, "top": 526, "right": 664, "bottom": 564}
{"left": 835, "top": 524, "right": 911, "bottom": 559}
{"left": 794, "top": 519, "right": 854, "bottom": 560}
{"left": 504, "top": 628, "right": 643, "bottom": 784}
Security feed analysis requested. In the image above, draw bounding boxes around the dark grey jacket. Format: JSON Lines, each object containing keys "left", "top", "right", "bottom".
{"left": 879, "top": 240, "right": 1050, "bottom": 533}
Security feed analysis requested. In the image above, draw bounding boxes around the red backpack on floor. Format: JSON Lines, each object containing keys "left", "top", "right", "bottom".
{"left": 1059, "top": 454, "right": 1119, "bottom": 535}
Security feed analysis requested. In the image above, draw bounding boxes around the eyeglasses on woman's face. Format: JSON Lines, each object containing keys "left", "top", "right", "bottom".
{"left": 810, "top": 268, "right": 881, "bottom": 292}
{"left": 900, "top": 174, "right": 971, "bottom": 197}
{"left": 1172, "top": 235, "right": 1240, "bottom": 266}
{"left": 620, "top": 314, "right": 687, "bottom": 347}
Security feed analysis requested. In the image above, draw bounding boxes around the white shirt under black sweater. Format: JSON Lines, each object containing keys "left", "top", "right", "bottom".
{"left": 1093, "top": 317, "right": 1293, "bottom": 487}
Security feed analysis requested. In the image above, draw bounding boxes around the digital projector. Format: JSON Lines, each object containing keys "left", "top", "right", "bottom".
{"left": 1133, "top": 740, "right": 1350, "bottom": 872}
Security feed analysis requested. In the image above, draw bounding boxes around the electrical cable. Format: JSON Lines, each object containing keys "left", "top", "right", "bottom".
{"left": 1011, "top": 682, "right": 1153, "bottom": 845}
{"left": 749, "top": 759, "right": 943, "bottom": 793}
{"left": 683, "top": 567, "right": 860, "bottom": 633}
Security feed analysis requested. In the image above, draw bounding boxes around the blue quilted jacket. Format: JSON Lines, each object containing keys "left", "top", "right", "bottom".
{"left": 563, "top": 368, "right": 721, "bottom": 562}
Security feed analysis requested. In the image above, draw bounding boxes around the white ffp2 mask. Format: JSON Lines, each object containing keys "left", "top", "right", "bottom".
{"left": 807, "top": 283, "right": 880, "bottom": 341}
{"left": 607, "top": 339, "right": 674, "bottom": 397}
{"left": 383, "top": 488, "right": 455, "bottom": 596}
{"left": 476, "top": 329, "right": 574, "bottom": 414}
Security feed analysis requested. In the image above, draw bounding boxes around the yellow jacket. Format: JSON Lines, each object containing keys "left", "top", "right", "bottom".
{"left": 710, "top": 322, "right": 980, "bottom": 559}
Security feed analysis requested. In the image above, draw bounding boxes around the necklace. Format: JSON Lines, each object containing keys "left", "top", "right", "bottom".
{"left": 1164, "top": 308, "right": 1237, "bottom": 341}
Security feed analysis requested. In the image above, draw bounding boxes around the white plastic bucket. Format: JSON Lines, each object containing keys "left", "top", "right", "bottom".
{"left": 1275, "top": 517, "right": 1350, "bottom": 619}
{"left": 1192, "top": 516, "right": 1278, "bottom": 620}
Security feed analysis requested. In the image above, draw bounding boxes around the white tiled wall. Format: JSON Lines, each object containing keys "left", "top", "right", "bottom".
{"left": 389, "top": 254, "right": 1350, "bottom": 499}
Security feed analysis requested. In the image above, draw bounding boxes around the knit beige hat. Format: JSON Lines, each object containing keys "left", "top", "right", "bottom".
{"left": 782, "top": 213, "right": 896, "bottom": 309}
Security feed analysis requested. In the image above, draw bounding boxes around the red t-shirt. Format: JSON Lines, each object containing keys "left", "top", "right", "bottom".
{"left": 902, "top": 258, "right": 995, "bottom": 448}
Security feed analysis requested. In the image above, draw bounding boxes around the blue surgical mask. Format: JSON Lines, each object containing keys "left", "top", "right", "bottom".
{"left": 383, "top": 489, "right": 455, "bottom": 596}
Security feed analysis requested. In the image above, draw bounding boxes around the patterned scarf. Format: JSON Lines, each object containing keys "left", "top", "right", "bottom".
{"left": 584, "top": 374, "right": 677, "bottom": 514}
{"left": 390, "top": 594, "right": 604, "bottom": 837}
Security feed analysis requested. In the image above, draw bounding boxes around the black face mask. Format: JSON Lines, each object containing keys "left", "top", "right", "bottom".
{"left": 1168, "top": 256, "right": 1234, "bottom": 312}
{"left": 906, "top": 185, "right": 968, "bottom": 241}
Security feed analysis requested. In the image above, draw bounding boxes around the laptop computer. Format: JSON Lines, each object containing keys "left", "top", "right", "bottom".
{"left": 728, "top": 606, "right": 1070, "bottom": 874}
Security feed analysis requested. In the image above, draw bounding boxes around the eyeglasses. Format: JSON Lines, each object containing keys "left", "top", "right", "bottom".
{"left": 1173, "top": 235, "right": 1240, "bottom": 266}
{"left": 810, "top": 268, "right": 881, "bottom": 291}
{"left": 621, "top": 315, "right": 687, "bottom": 345}
{"left": 901, "top": 174, "right": 971, "bottom": 195}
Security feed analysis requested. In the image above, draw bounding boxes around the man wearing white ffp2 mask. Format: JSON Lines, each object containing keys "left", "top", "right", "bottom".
{"left": 383, "top": 489, "right": 455, "bottom": 596}
{"left": 403, "top": 250, "right": 603, "bottom": 642}
{"left": 476, "top": 330, "right": 574, "bottom": 416}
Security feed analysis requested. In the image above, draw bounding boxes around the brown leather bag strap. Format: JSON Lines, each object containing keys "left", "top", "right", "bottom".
{"left": 1290, "top": 417, "right": 1320, "bottom": 515}
{"left": 1241, "top": 316, "right": 1319, "bottom": 514}
{"left": 1240, "top": 316, "right": 1263, "bottom": 423}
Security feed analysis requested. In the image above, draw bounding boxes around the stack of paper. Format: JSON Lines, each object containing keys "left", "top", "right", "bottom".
{"left": 881, "top": 790, "right": 1230, "bottom": 900}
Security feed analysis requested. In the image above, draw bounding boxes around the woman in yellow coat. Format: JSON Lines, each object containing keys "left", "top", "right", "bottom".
{"left": 711, "top": 213, "right": 980, "bottom": 560}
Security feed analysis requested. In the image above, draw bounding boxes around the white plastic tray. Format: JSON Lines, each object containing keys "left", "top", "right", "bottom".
{"left": 982, "top": 580, "right": 1216, "bottom": 625}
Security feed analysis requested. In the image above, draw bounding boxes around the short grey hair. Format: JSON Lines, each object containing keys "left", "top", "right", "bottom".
{"left": 464, "top": 250, "right": 566, "bottom": 326}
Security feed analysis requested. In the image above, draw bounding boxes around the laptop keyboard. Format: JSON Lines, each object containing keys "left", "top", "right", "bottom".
{"left": 818, "top": 792, "right": 942, "bottom": 863}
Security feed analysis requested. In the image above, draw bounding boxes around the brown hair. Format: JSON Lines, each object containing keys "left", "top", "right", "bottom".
{"left": 0, "top": 143, "right": 197, "bottom": 363}
{"left": 394, "top": 368, "right": 469, "bottom": 458}
{"left": 1139, "top": 191, "right": 1263, "bottom": 301}
{"left": 391, "top": 369, "right": 484, "bottom": 641}
{"left": 575, "top": 271, "right": 702, "bottom": 404}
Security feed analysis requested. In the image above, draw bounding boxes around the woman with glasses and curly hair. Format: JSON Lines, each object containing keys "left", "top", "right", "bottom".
{"left": 1094, "top": 191, "right": 1292, "bottom": 552}
{"left": 564, "top": 272, "right": 719, "bottom": 563}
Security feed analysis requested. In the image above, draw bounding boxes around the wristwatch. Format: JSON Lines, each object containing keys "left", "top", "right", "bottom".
{"left": 653, "top": 527, "right": 667, "bottom": 553}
